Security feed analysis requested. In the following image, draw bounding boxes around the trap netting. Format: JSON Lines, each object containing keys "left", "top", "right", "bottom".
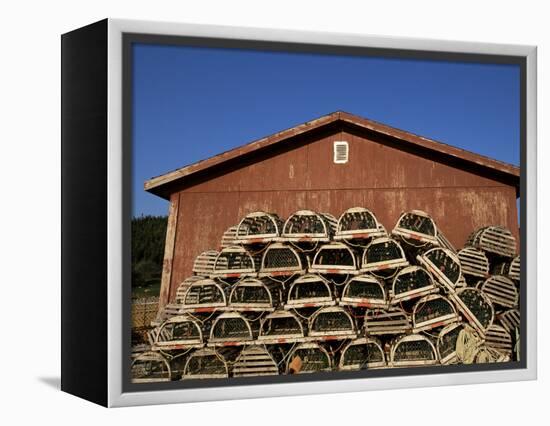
{"left": 228, "top": 278, "right": 280, "bottom": 311}
{"left": 257, "top": 310, "right": 305, "bottom": 344}
{"left": 391, "top": 266, "right": 437, "bottom": 304}
{"left": 309, "top": 306, "right": 356, "bottom": 339}
{"left": 340, "top": 274, "right": 387, "bottom": 309}
{"left": 390, "top": 334, "right": 438, "bottom": 367}
{"left": 182, "top": 278, "right": 228, "bottom": 310}
{"left": 286, "top": 343, "right": 332, "bottom": 374}
{"left": 183, "top": 348, "right": 229, "bottom": 379}
{"left": 450, "top": 288, "right": 494, "bottom": 336}
{"left": 335, "top": 207, "right": 385, "bottom": 241}
{"left": 259, "top": 243, "right": 306, "bottom": 276}
{"left": 234, "top": 211, "right": 284, "bottom": 244}
{"left": 131, "top": 352, "right": 171, "bottom": 383}
{"left": 281, "top": 210, "right": 337, "bottom": 242}
{"left": 417, "top": 247, "right": 462, "bottom": 291}
{"left": 392, "top": 210, "right": 438, "bottom": 246}
{"left": 361, "top": 237, "right": 408, "bottom": 278}
{"left": 153, "top": 315, "right": 203, "bottom": 350}
{"left": 213, "top": 246, "right": 259, "bottom": 278}
{"left": 208, "top": 312, "right": 255, "bottom": 345}
{"left": 285, "top": 274, "right": 334, "bottom": 309}
{"left": 310, "top": 242, "right": 359, "bottom": 274}
{"left": 437, "top": 323, "right": 465, "bottom": 365}
{"left": 339, "top": 338, "right": 386, "bottom": 370}
{"left": 412, "top": 295, "right": 459, "bottom": 333}
{"left": 192, "top": 250, "right": 219, "bottom": 276}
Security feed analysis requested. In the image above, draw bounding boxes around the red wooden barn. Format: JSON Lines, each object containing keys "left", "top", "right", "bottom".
{"left": 145, "top": 111, "right": 520, "bottom": 308}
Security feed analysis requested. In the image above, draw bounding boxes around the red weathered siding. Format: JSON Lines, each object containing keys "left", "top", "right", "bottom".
{"left": 164, "top": 130, "right": 519, "bottom": 303}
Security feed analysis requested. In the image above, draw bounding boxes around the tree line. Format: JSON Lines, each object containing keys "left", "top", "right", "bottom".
{"left": 132, "top": 215, "right": 167, "bottom": 288}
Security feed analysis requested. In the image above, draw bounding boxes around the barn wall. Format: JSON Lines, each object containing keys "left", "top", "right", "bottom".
{"left": 164, "top": 130, "right": 519, "bottom": 303}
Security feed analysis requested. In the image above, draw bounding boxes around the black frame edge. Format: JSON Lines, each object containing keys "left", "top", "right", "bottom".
{"left": 61, "top": 18, "right": 109, "bottom": 407}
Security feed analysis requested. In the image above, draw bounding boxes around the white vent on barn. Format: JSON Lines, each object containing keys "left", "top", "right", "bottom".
{"left": 333, "top": 141, "right": 349, "bottom": 164}
{"left": 339, "top": 337, "right": 387, "bottom": 370}
{"left": 131, "top": 352, "right": 171, "bottom": 383}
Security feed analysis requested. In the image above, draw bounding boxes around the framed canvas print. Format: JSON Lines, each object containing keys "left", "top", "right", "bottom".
{"left": 61, "top": 18, "right": 537, "bottom": 407}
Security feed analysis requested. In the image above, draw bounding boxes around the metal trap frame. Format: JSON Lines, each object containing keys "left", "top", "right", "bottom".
{"left": 485, "top": 323, "right": 513, "bottom": 356}
{"left": 281, "top": 210, "right": 337, "bottom": 242}
{"left": 153, "top": 276, "right": 204, "bottom": 326}
{"left": 449, "top": 288, "right": 494, "bottom": 337}
{"left": 412, "top": 294, "right": 459, "bottom": 333}
{"left": 437, "top": 322, "right": 466, "bottom": 365}
{"left": 480, "top": 275, "right": 519, "bottom": 309}
{"left": 390, "top": 334, "right": 438, "bottom": 368}
{"left": 364, "top": 307, "right": 411, "bottom": 336}
{"left": 334, "top": 207, "right": 385, "bottom": 242}
{"left": 152, "top": 315, "right": 204, "bottom": 351}
{"left": 310, "top": 242, "right": 360, "bottom": 275}
{"left": 257, "top": 310, "right": 306, "bottom": 344}
{"left": 234, "top": 211, "right": 284, "bottom": 245}
{"left": 339, "top": 337, "right": 387, "bottom": 370}
{"left": 175, "top": 276, "right": 206, "bottom": 304}
{"left": 339, "top": 274, "right": 388, "bottom": 309}
{"left": 284, "top": 274, "right": 335, "bottom": 309}
{"left": 131, "top": 351, "right": 171, "bottom": 383}
{"left": 497, "top": 309, "right": 520, "bottom": 334}
{"left": 232, "top": 345, "right": 280, "bottom": 377}
{"left": 192, "top": 250, "right": 219, "bottom": 276}
{"left": 212, "top": 245, "right": 260, "bottom": 279}
{"left": 391, "top": 265, "right": 438, "bottom": 305}
{"left": 466, "top": 226, "right": 517, "bottom": 258}
{"left": 417, "top": 247, "right": 462, "bottom": 293}
{"left": 259, "top": 243, "right": 307, "bottom": 277}
{"left": 181, "top": 278, "right": 228, "bottom": 313}
{"left": 228, "top": 277, "right": 280, "bottom": 312}
{"left": 308, "top": 306, "right": 357, "bottom": 341}
{"left": 392, "top": 210, "right": 439, "bottom": 247}
{"left": 493, "top": 255, "right": 521, "bottom": 281}
{"left": 220, "top": 225, "right": 238, "bottom": 249}
{"left": 285, "top": 342, "right": 333, "bottom": 374}
{"left": 182, "top": 348, "right": 229, "bottom": 380}
{"left": 208, "top": 312, "right": 255, "bottom": 346}
{"left": 457, "top": 246, "right": 490, "bottom": 279}
{"left": 360, "top": 237, "right": 409, "bottom": 278}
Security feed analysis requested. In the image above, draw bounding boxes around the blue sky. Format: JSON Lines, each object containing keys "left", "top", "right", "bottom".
{"left": 132, "top": 43, "right": 520, "bottom": 217}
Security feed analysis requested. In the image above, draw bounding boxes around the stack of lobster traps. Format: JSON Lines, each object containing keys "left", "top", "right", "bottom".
{"left": 132, "top": 208, "right": 521, "bottom": 383}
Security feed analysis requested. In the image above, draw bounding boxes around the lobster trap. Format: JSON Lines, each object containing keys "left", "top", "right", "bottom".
{"left": 257, "top": 310, "right": 306, "bottom": 344}
{"left": 364, "top": 307, "right": 411, "bottom": 336}
{"left": 449, "top": 288, "right": 494, "bottom": 336}
{"left": 340, "top": 274, "right": 388, "bottom": 309}
{"left": 175, "top": 276, "right": 206, "bottom": 304}
{"left": 208, "top": 312, "right": 255, "bottom": 346}
{"left": 473, "top": 346, "right": 510, "bottom": 363}
{"left": 152, "top": 315, "right": 204, "bottom": 351}
{"left": 310, "top": 242, "right": 359, "bottom": 275}
{"left": 182, "top": 348, "right": 229, "bottom": 379}
{"left": 131, "top": 352, "right": 171, "bottom": 383}
{"left": 417, "top": 247, "right": 462, "bottom": 293}
{"left": 360, "top": 237, "right": 409, "bottom": 278}
{"left": 390, "top": 334, "right": 438, "bottom": 367}
{"left": 412, "top": 294, "right": 459, "bottom": 333}
{"left": 339, "top": 337, "right": 387, "bottom": 370}
{"left": 437, "top": 322, "right": 466, "bottom": 365}
{"left": 234, "top": 211, "right": 284, "bottom": 245}
{"left": 493, "top": 255, "right": 521, "bottom": 282}
{"left": 334, "top": 207, "right": 385, "bottom": 242}
{"left": 497, "top": 309, "right": 520, "bottom": 334}
{"left": 281, "top": 210, "right": 337, "bottom": 242}
{"left": 466, "top": 226, "right": 517, "bottom": 258}
{"left": 458, "top": 247, "right": 490, "bottom": 279}
{"left": 285, "top": 274, "right": 335, "bottom": 309}
{"left": 391, "top": 266, "right": 438, "bottom": 305}
{"left": 485, "top": 323, "right": 513, "bottom": 356}
{"left": 192, "top": 250, "right": 219, "bottom": 276}
{"left": 259, "top": 243, "right": 306, "bottom": 277}
{"left": 285, "top": 343, "right": 332, "bottom": 374}
{"left": 228, "top": 278, "right": 280, "bottom": 312}
{"left": 181, "top": 278, "right": 228, "bottom": 313}
{"left": 392, "top": 210, "right": 439, "bottom": 247}
{"left": 154, "top": 276, "right": 204, "bottom": 325}
{"left": 308, "top": 306, "right": 357, "bottom": 340}
{"left": 212, "top": 246, "right": 260, "bottom": 279}
{"left": 220, "top": 225, "right": 238, "bottom": 248}
{"left": 480, "top": 275, "right": 519, "bottom": 308}
{"left": 232, "top": 345, "right": 280, "bottom": 377}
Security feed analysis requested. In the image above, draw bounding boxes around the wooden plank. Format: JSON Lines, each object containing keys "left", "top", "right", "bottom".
{"left": 159, "top": 194, "right": 179, "bottom": 309}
